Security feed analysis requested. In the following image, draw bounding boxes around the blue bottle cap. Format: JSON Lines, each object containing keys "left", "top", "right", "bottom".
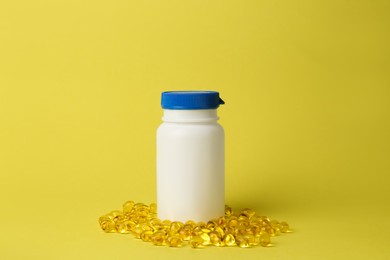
{"left": 161, "top": 91, "right": 225, "bottom": 110}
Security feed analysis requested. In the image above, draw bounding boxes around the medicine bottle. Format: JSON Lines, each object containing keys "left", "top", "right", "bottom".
{"left": 157, "top": 91, "right": 225, "bottom": 222}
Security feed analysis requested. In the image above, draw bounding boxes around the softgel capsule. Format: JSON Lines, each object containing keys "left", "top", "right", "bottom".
{"left": 98, "top": 200, "right": 291, "bottom": 248}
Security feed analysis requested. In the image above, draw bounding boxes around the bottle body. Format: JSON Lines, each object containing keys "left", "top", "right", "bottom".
{"left": 157, "top": 109, "right": 224, "bottom": 222}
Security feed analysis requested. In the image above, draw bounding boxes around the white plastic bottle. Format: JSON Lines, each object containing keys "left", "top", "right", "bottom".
{"left": 157, "top": 91, "right": 225, "bottom": 222}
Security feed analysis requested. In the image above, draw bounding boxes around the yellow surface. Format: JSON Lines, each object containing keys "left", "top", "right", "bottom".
{"left": 1, "top": 0, "right": 389, "bottom": 259}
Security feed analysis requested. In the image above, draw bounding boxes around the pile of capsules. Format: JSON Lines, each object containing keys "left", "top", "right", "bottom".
{"left": 98, "top": 201, "right": 290, "bottom": 248}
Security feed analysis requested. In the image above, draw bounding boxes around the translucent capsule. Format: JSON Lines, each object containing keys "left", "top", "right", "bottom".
{"left": 223, "top": 234, "right": 236, "bottom": 246}
{"left": 259, "top": 233, "right": 271, "bottom": 247}
{"left": 238, "top": 214, "right": 249, "bottom": 222}
{"left": 149, "top": 203, "right": 157, "bottom": 214}
{"left": 209, "top": 231, "right": 222, "bottom": 246}
{"left": 124, "top": 220, "right": 136, "bottom": 231}
{"left": 149, "top": 218, "right": 162, "bottom": 231}
{"left": 217, "top": 217, "right": 227, "bottom": 227}
{"left": 238, "top": 220, "right": 249, "bottom": 230}
{"left": 244, "top": 234, "right": 257, "bottom": 246}
{"left": 197, "top": 222, "right": 206, "bottom": 228}
{"left": 238, "top": 240, "right": 250, "bottom": 248}
{"left": 280, "top": 221, "right": 289, "bottom": 233}
{"left": 140, "top": 230, "right": 154, "bottom": 242}
{"left": 110, "top": 210, "right": 124, "bottom": 222}
{"left": 170, "top": 221, "right": 183, "bottom": 234}
{"left": 224, "top": 227, "right": 237, "bottom": 236}
{"left": 201, "top": 227, "right": 212, "bottom": 233}
{"left": 99, "top": 219, "right": 116, "bottom": 233}
{"left": 228, "top": 219, "right": 238, "bottom": 228}
{"left": 136, "top": 207, "right": 150, "bottom": 218}
{"left": 141, "top": 223, "right": 153, "bottom": 232}
{"left": 190, "top": 235, "right": 204, "bottom": 248}
{"left": 244, "top": 227, "right": 254, "bottom": 235}
{"left": 200, "top": 232, "right": 211, "bottom": 245}
{"left": 134, "top": 203, "right": 147, "bottom": 209}
{"left": 179, "top": 224, "right": 193, "bottom": 241}
{"left": 206, "top": 220, "right": 217, "bottom": 229}
{"left": 269, "top": 221, "right": 281, "bottom": 236}
{"left": 122, "top": 201, "right": 135, "bottom": 213}
{"left": 115, "top": 221, "right": 129, "bottom": 234}
{"left": 161, "top": 220, "right": 171, "bottom": 231}
{"left": 265, "top": 225, "right": 276, "bottom": 236}
{"left": 235, "top": 234, "right": 245, "bottom": 244}
{"left": 225, "top": 205, "right": 233, "bottom": 216}
{"left": 241, "top": 208, "right": 256, "bottom": 219}
{"left": 167, "top": 235, "right": 183, "bottom": 247}
{"left": 151, "top": 231, "right": 167, "bottom": 246}
{"left": 249, "top": 215, "right": 262, "bottom": 225}
{"left": 251, "top": 224, "right": 262, "bottom": 236}
{"left": 214, "top": 226, "right": 225, "bottom": 237}
{"left": 193, "top": 226, "right": 204, "bottom": 236}
{"left": 99, "top": 215, "right": 111, "bottom": 224}
{"left": 123, "top": 212, "right": 135, "bottom": 221}
{"left": 185, "top": 220, "right": 196, "bottom": 226}
{"left": 131, "top": 224, "right": 144, "bottom": 238}
{"left": 260, "top": 216, "right": 270, "bottom": 225}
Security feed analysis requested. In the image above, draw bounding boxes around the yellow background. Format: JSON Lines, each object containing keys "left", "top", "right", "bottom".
{"left": 1, "top": 0, "right": 389, "bottom": 259}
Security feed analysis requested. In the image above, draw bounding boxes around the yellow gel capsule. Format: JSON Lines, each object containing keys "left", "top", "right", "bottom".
{"left": 259, "top": 233, "right": 271, "bottom": 247}
{"left": 110, "top": 210, "right": 124, "bottom": 222}
{"left": 161, "top": 220, "right": 171, "bottom": 229}
{"left": 149, "top": 218, "right": 162, "bottom": 231}
{"left": 179, "top": 224, "right": 193, "bottom": 241}
{"left": 124, "top": 220, "right": 136, "bottom": 231}
{"left": 249, "top": 215, "right": 262, "bottom": 225}
{"left": 140, "top": 230, "right": 154, "bottom": 242}
{"left": 185, "top": 220, "right": 196, "bottom": 226}
{"left": 266, "top": 226, "right": 276, "bottom": 236}
{"left": 201, "top": 227, "right": 212, "bottom": 233}
{"left": 280, "top": 221, "right": 289, "bottom": 233}
{"left": 136, "top": 208, "right": 149, "bottom": 218}
{"left": 238, "top": 240, "right": 250, "bottom": 248}
{"left": 131, "top": 225, "right": 144, "bottom": 238}
{"left": 241, "top": 208, "right": 256, "bottom": 219}
{"left": 217, "top": 217, "right": 227, "bottom": 227}
{"left": 115, "top": 221, "right": 129, "bottom": 234}
{"left": 193, "top": 226, "right": 203, "bottom": 236}
{"left": 134, "top": 203, "right": 147, "bottom": 209}
{"left": 214, "top": 226, "right": 225, "bottom": 237}
{"left": 206, "top": 220, "right": 216, "bottom": 229}
{"left": 238, "top": 220, "right": 249, "bottom": 229}
{"left": 151, "top": 231, "right": 167, "bottom": 246}
{"left": 223, "top": 234, "right": 236, "bottom": 246}
{"left": 190, "top": 235, "right": 204, "bottom": 248}
{"left": 235, "top": 234, "right": 245, "bottom": 244}
{"left": 200, "top": 232, "right": 211, "bottom": 245}
{"left": 100, "top": 219, "right": 116, "bottom": 233}
{"left": 251, "top": 225, "right": 262, "bottom": 236}
{"left": 238, "top": 214, "right": 249, "bottom": 222}
{"left": 141, "top": 223, "right": 153, "bottom": 231}
{"left": 167, "top": 235, "right": 183, "bottom": 247}
{"left": 245, "top": 234, "right": 257, "bottom": 246}
{"left": 225, "top": 205, "right": 233, "bottom": 216}
{"left": 209, "top": 231, "right": 222, "bottom": 246}
{"left": 99, "top": 215, "right": 111, "bottom": 224}
{"left": 122, "top": 201, "right": 135, "bottom": 213}
{"left": 228, "top": 219, "right": 238, "bottom": 228}
{"left": 170, "top": 221, "right": 183, "bottom": 234}
{"left": 149, "top": 203, "right": 157, "bottom": 214}
{"left": 197, "top": 222, "right": 206, "bottom": 228}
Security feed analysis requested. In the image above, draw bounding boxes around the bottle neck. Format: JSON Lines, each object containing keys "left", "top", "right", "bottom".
{"left": 162, "top": 109, "right": 219, "bottom": 123}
